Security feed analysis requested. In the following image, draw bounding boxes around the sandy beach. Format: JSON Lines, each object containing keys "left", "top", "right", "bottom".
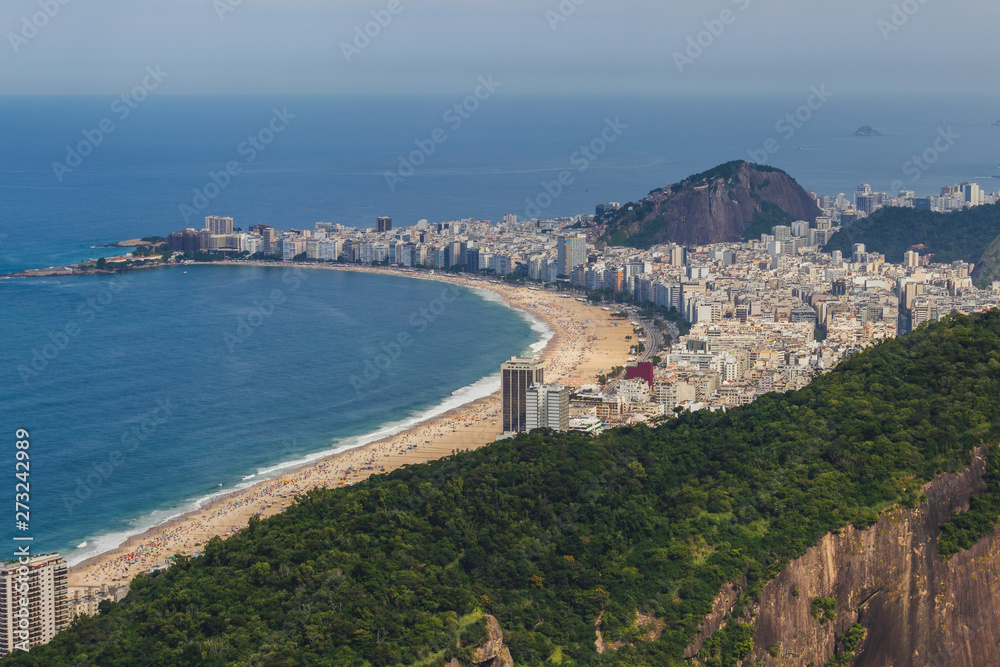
{"left": 68, "top": 267, "right": 633, "bottom": 595}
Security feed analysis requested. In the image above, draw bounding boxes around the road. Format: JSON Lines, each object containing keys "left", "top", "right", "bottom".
{"left": 630, "top": 313, "right": 663, "bottom": 364}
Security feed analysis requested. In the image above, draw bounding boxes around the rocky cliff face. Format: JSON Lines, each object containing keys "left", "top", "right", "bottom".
{"left": 601, "top": 161, "right": 820, "bottom": 248}
{"left": 446, "top": 615, "right": 514, "bottom": 667}
{"left": 690, "top": 447, "right": 1000, "bottom": 666}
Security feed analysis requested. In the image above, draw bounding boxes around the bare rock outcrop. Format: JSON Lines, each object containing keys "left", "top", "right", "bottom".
{"left": 600, "top": 161, "right": 821, "bottom": 248}
{"left": 446, "top": 614, "right": 514, "bottom": 667}
{"left": 747, "top": 446, "right": 1000, "bottom": 666}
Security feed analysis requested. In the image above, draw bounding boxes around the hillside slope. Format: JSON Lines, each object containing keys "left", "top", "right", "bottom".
{"left": 600, "top": 161, "right": 820, "bottom": 248}
{"left": 971, "top": 231, "right": 1000, "bottom": 288}
{"left": 824, "top": 203, "right": 1000, "bottom": 282}
{"left": 10, "top": 313, "right": 1000, "bottom": 666}
{"left": 726, "top": 447, "right": 1000, "bottom": 666}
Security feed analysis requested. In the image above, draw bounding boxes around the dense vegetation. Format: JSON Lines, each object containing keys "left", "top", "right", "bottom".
{"left": 937, "top": 445, "right": 1000, "bottom": 560}
{"left": 810, "top": 597, "right": 837, "bottom": 624}
{"left": 11, "top": 313, "right": 1000, "bottom": 666}
{"left": 663, "top": 160, "right": 780, "bottom": 195}
{"left": 824, "top": 202, "right": 1000, "bottom": 270}
{"left": 601, "top": 200, "right": 661, "bottom": 248}
{"left": 971, "top": 233, "right": 1000, "bottom": 288}
{"left": 740, "top": 201, "right": 796, "bottom": 242}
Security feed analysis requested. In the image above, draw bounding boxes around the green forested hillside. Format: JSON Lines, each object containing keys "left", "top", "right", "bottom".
{"left": 11, "top": 313, "right": 1000, "bottom": 666}
{"left": 824, "top": 203, "right": 1000, "bottom": 268}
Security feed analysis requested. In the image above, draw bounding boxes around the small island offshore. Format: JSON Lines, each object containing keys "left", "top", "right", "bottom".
{"left": 854, "top": 125, "right": 885, "bottom": 136}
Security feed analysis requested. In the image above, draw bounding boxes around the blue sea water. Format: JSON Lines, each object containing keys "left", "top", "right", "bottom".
{"left": 1, "top": 93, "right": 998, "bottom": 563}
{"left": 0, "top": 265, "right": 543, "bottom": 562}
{"left": 2, "top": 93, "right": 999, "bottom": 275}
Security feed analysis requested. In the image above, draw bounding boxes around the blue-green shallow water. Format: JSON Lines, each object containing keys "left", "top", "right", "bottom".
{"left": 0, "top": 265, "right": 542, "bottom": 564}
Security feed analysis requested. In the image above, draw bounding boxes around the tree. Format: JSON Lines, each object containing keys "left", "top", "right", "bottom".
{"left": 96, "top": 257, "right": 107, "bottom": 269}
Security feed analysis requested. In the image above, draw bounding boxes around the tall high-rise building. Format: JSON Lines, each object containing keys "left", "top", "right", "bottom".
{"left": 376, "top": 217, "right": 393, "bottom": 233}
{"left": 904, "top": 250, "right": 920, "bottom": 268}
{"left": 962, "top": 183, "right": 980, "bottom": 207}
{"left": 0, "top": 554, "right": 69, "bottom": 655}
{"left": 501, "top": 358, "right": 545, "bottom": 433}
{"left": 670, "top": 245, "right": 686, "bottom": 267}
{"left": 205, "top": 216, "right": 234, "bottom": 235}
{"left": 557, "top": 234, "right": 587, "bottom": 278}
{"left": 525, "top": 383, "right": 570, "bottom": 432}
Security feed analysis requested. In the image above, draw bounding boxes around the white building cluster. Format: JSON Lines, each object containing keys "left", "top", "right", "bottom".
{"left": 190, "top": 178, "right": 1000, "bottom": 422}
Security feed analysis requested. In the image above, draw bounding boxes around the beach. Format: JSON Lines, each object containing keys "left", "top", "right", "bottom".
{"left": 67, "top": 267, "right": 633, "bottom": 595}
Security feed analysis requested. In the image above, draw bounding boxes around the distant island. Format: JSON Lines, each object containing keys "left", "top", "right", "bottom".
{"left": 993, "top": 120, "right": 1000, "bottom": 127}
{"left": 854, "top": 125, "right": 884, "bottom": 136}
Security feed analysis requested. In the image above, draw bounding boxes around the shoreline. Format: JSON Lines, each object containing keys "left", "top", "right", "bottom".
{"left": 66, "top": 262, "right": 631, "bottom": 595}
{"left": 62, "top": 263, "right": 551, "bottom": 567}
{"left": 68, "top": 389, "right": 505, "bottom": 574}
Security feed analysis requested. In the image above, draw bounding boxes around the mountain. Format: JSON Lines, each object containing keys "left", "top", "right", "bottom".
{"left": 12, "top": 312, "right": 1000, "bottom": 666}
{"left": 742, "top": 446, "right": 1000, "bottom": 666}
{"left": 973, "top": 233, "right": 1000, "bottom": 287}
{"left": 599, "top": 161, "right": 821, "bottom": 248}
{"left": 824, "top": 203, "right": 1000, "bottom": 285}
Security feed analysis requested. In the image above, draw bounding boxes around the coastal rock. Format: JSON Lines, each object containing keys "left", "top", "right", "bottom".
{"left": 854, "top": 125, "right": 885, "bottom": 136}
{"left": 599, "top": 161, "right": 820, "bottom": 248}
{"left": 689, "top": 446, "right": 1000, "bottom": 666}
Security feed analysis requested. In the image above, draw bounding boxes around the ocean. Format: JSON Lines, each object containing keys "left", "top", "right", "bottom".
{"left": 0, "top": 266, "right": 545, "bottom": 563}
{"left": 1, "top": 92, "right": 998, "bottom": 563}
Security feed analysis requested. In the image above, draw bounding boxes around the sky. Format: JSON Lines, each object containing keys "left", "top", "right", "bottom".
{"left": 0, "top": 0, "right": 996, "bottom": 96}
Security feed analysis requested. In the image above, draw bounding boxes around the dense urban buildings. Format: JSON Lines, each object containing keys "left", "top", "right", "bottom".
{"left": 154, "top": 178, "right": 1000, "bottom": 433}
{"left": 0, "top": 554, "right": 69, "bottom": 655}
{"left": 205, "top": 216, "right": 234, "bottom": 235}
